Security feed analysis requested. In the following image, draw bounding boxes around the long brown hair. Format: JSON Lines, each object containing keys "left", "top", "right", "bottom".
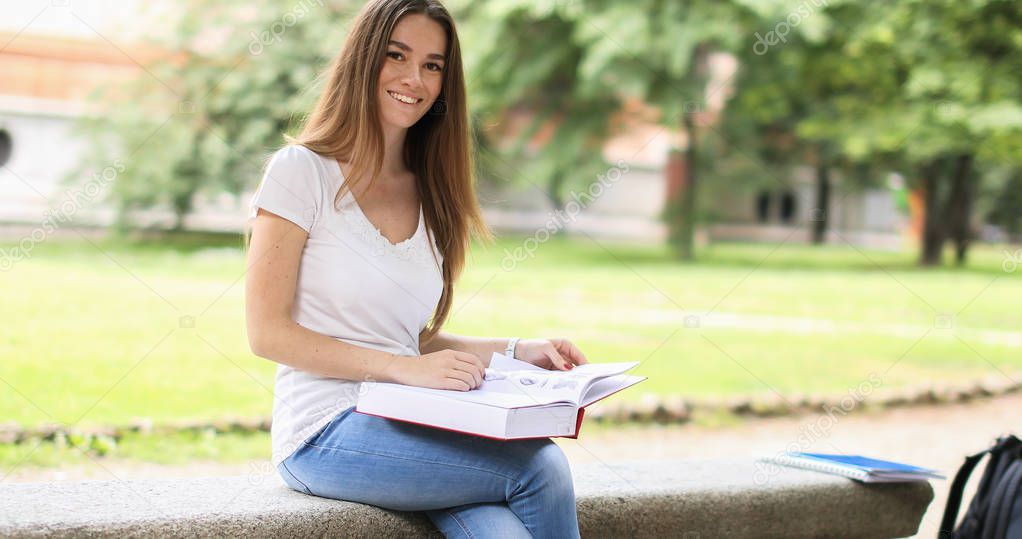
{"left": 288, "top": 0, "right": 491, "bottom": 345}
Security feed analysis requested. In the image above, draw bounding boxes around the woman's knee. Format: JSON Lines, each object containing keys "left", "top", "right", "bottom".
{"left": 517, "top": 441, "right": 575, "bottom": 498}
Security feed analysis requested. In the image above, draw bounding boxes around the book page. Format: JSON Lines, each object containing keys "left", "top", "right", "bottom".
{"left": 376, "top": 354, "right": 642, "bottom": 410}
{"left": 580, "top": 374, "right": 646, "bottom": 407}
{"left": 382, "top": 353, "right": 579, "bottom": 408}
{"left": 480, "top": 369, "right": 593, "bottom": 405}
{"left": 484, "top": 353, "right": 640, "bottom": 406}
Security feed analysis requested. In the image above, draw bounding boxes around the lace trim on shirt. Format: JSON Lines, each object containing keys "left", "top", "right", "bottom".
{"left": 339, "top": 197, "right": 437, "bottom": 266}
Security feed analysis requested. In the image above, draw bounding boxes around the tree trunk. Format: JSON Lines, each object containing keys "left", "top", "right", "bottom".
{"left": 172, "top": 195, "right": 190, "bottom": 232}
{"left": 547, "top": 170, "right": 567, "bottom": 236}
{"left": 664, "top": 149, "right": 686, "bottom": 256}
{"left": 811, "top": 160, "right": 831, "bottom": 245}
{"left": 675, "top": 111, "right": 699, "bottom": 260}
{"left": 945, "top": 153, "right": 975, "bottom": 266}
{"left": 667, "top": 45, "right": 710, "bottom": 260}
{"left": 919, "top": 159, "right": 945, "bottom": 266}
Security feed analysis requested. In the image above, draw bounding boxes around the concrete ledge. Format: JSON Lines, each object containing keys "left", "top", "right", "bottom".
{"left": 0, "top": 458, "right": 933, "bottom": 538}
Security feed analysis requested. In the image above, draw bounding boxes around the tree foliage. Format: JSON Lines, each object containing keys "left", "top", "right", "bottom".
{"left": 71, "top": 0, "right": 1022, "bottom": 265}
{"left": 72, "top": 0, "right": 359, "bottom": 230}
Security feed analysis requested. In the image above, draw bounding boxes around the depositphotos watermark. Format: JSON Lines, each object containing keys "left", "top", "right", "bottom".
{"left": 501, "top": 160, "right": 630, "bottom": 271}
{"left": 1003, "top": 249, "right": 1021, "bottom": 273}
{"left": 752, "top": 371, "right": 882, "bottom": 485}
{"left": 0, "top": 159, "right": 124, "bottom": 272}
{"left": 751, "top": 0, "right": 829, "bottom": 56}
{"left": 248, "top": 0, "right": 325, "bottom": 56}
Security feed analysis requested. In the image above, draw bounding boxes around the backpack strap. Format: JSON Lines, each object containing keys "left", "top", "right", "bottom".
{"left": 941, "top": 436, "right": 1022, "bottom": 537}
{"left": 941, "top": 447, "right": 992, "bottom": 537}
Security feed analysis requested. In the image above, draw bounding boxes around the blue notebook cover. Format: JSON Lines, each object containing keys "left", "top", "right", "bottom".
{"left": 794, "top": 452, "right": 939, "bottom": 475}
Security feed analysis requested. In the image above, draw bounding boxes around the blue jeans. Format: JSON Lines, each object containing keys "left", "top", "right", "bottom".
{"left": 277, "top": 406, "right": 581, "bottom": 538}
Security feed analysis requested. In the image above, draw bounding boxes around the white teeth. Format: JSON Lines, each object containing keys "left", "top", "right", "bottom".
{"left": 388, "top": 91, "right": 419, "bottom": 104}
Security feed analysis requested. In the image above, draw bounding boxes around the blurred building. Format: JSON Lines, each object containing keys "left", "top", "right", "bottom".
{"left": 0, "top": 1, "right": 174, "bottom": 231}
{"left": 0, "top": 30, "right": 127, "bottom": 227}
{"left": 479, "top": 53, "right": 908, "bottom": 248}
{"left": 478, "top": 135, "right": 905, "bottom": 248}
{"left": 1, "top": 4, "right": 904, "bottom": 247}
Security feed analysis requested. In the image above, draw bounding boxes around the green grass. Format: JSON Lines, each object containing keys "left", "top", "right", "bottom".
{"left": 0, "top": 430, "right": 272, "bottom": 470}
{"left": 1, "top": 232, "right": 1019, "bottom": 468}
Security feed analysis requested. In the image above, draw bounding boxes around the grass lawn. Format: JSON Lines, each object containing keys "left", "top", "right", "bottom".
{"left": 1, "top": 232, "right": 1019, "bottom": 467}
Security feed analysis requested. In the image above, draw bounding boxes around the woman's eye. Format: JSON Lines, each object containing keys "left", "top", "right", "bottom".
{"left": 427, "top": 63, "right": 443, "bottom": 72}
{"left": 386, "top": 51, "right": 403, "bottom": 60}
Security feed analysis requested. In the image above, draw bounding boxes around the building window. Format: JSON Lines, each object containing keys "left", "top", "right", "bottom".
{"left": 755, "top": 190, "right": 771, "bottom": 223}
{"left": 755, "top": 189, "right": 799, "bottom": 224}
{"left": 779, "top": 190, "right": 797, "bottom": 224}
{"left": 0, "top": 129, "right": 11, "bottom": 167}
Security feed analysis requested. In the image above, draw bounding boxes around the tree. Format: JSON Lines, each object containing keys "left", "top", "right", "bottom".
{"left": 723, "top": 0, "right": 935, "bottom": 247}
{"left": 466, "top": 0, "right": 760, "bottom": 259}
{"left": 70, "top": 0, "right": 359, "bottom": 230}
{"left": 459, "top": 2, "right": 620, "bottom": 215}
{"left": 797, "top": 0, "right": 1022, "bottom": 266}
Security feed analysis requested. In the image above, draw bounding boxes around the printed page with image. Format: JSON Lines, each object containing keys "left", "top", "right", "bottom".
{"left": 355, "top": 353, "right": 646, "bottom": 439}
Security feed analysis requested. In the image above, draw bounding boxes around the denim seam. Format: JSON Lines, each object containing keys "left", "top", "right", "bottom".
{"left": 446, "top": 508, "right": 476, "bottom": 539}
{"left": 280, "top": 460, "right": 313, "bottom": 495}
{"left": 302, "top": 442, "right": 519, "bottom": 483}
{"left": 301, "top": 406, "right": 352, "bottom": 447}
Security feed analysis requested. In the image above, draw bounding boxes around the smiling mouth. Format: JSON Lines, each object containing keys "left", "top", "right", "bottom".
{"left": 387, "top": 90, "right": 422, "bottom": 105}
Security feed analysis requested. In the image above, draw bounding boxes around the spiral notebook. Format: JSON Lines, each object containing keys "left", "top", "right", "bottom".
{"left": 760, "top": 452, "right": 946, "bottom": 483}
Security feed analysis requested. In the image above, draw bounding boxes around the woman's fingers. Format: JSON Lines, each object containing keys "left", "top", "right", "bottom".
{"left": 448, "top": 351, "right": 484, "bottom": 388}
{"left": 445, "top": 368, "right": 475, "bottom": 391}
{"left": 550, "top": 339, "right": 587, "bottom": 368}
{"left": 456, "top": 351, "right": 485, "bottom": 384}
{"left": 451, "top": 362, "right": 482, "bottom": 388}
{"left": 562, "top": 340, "right": 588, "bottom": 365}
{"left": 545, "top": 342, "right": 572, "bottom": 371}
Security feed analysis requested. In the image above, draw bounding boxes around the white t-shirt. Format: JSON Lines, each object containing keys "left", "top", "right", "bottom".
{"left": 247, "top": 144, "right": 444, "bottom": 467}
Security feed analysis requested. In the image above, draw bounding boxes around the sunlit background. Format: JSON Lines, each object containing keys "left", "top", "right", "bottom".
{"left": 1, "top": 1, "right": 1020, "bottom": 536}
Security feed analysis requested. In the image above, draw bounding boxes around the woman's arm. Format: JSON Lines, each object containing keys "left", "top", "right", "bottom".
{"left": 246, "top": 208, "right": 404, "bottom": 383}
{"left": 245, "top": 209, "right": 485, "bottom": 390}
{"left": 422, "top": 332, "right": 589, "bottom": 371}
{"left": 420, "top": 332, "right": 508, "bottom": 367}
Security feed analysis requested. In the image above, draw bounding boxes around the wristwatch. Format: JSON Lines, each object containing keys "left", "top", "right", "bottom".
{"left": 505, "top": 337, "right": 520, "bottom": 359}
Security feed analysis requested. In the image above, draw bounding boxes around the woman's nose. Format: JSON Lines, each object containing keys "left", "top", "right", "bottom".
{"left": 400, "top": 64, "right": 424, "bottom": 89}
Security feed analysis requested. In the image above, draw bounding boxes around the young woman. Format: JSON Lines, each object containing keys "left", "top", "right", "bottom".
{"left": 244, "top": 1, "right": 588, "bottom": 536}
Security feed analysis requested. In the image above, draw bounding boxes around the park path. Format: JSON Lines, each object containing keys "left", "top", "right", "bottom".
{"left": 558, "top": 392, "right": 1021, "bottom": 538}
{"left": 6, "top": 393, "right": 1021, "bottom": 538}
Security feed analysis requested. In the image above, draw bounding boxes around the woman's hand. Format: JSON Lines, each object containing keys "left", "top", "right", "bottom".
{"left": 391, "top": 350, "right": 486, "bottom": 391}
{"left": 514, "top": 338, "right": 589, "bottom": 371}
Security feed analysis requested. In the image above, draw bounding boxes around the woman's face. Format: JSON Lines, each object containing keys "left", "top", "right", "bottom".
{"left": 378, "top": 14, "right": 447, "bottom": 131}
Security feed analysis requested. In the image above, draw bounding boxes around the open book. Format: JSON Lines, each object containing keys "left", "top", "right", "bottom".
{"left": 355, "top": 352, "right": 646, "bottom": 439}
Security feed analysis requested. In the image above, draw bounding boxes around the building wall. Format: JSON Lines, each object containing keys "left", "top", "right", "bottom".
{"left": 0, "top": 25, "right": 146, "bottom": 230}
{"left": 477, "top": 165, "right": 669, "bottom": 243}
{"left": 0, "top": 101, "right": 102, "bottom": 223}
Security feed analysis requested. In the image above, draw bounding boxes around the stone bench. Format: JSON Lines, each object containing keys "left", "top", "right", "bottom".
{"left": 0, "top": 458, "right": 933, "bottom": 538}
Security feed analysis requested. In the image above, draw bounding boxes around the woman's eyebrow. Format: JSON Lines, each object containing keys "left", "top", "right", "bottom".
{"left": 388, "top": 40, "right": 446, "bottom": 61}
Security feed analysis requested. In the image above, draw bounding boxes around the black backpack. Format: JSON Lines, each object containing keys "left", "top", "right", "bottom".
{"left": 940, "top": 434, "right": 1022, "bottom": 539}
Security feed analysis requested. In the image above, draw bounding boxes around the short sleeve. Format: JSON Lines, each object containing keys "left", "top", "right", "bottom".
{"left": 248, "top": 145, "right": 323, "bottom": 233}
